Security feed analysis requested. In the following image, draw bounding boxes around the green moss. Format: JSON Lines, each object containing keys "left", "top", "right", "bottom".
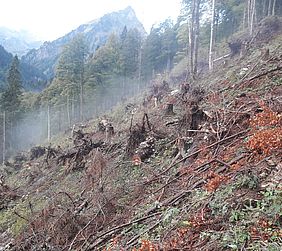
{"left": 209, "top": 184, "right": 234, "bottom": 216}
{"left": 221, "top": 226, "right": 250, "bottom": 250}
{"left": 0, "top": 196, "right": 47, "bottom": 236}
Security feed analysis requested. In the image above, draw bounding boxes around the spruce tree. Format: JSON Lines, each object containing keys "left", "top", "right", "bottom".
{"left": 1, "top": 55, "right": 22, "bottom": 115}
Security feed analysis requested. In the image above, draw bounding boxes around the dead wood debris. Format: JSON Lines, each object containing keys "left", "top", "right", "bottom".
{"left": 0, "top": 176, "right": 20, "bottom": 210}
{"left": 4, "top": 43, "right": 282, "bottom": 251}
{"left": 57, "top": 130, "right": 104, "bottom": 172}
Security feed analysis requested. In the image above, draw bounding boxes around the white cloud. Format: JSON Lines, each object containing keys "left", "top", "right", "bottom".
{"left": 0, "top": 0, "right": 181, "bottom": 41}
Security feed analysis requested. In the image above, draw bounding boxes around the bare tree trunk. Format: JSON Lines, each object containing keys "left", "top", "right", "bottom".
{"left": 138, "top": 46, "right": 142, "bottom": 91}
{"left": 47, "top": 104, "right": 51, "bottom": 142}
{"left": 250, "top": 0, "right": 256, "bottom": 35}
{"left": 187, "top": 21, "right": 193, "bottom": 76}
{"left": 2, "top": 112, "right": 6, "bottom": 164}
{"left": 67, "top": 94, "right": 71, "bottom": 127}
{"left": 188, "top": 20, "right": 194, "bottom": 77}
{"left": 193, "top": 0, "right": 200, "bottom": 77}
{"left": 71, "top": 98, "right": 75, "bottom": 122}
{"left": 247, "top": 0, "right": 251, "bottom": 28}
{"left": 79, "top": 65, "right": 84, "bottom": 122}
{"left": 254, "top": 2, "right": 257, "bottom": 25}
{"left": 58, "top": 107, "right": 62, "bottom": 132}
{"left": 272, "top": 0, "right": 277, "bottom": 15}
{"left": 243, "top": 3, "right": 247, "bottom": 29}
{"left": 268, "top": 0, "right": 273, "bottom": 16}
{"left": 188, "top": 0, "right": 196, "bottom": 78}
{"left": 80, "top": 81, "right": 83, "bottom": 122}
{"left": 166, "top": 56, "right": 171, "bottom": 73}
{"left": 263, "top": 0, "right": 267, "bottom": 17}
{"left": 209, "top": 0, "right": 216, "bottom": 71}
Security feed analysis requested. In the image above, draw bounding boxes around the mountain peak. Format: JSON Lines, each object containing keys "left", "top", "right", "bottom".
{"left": 22, "top": 7, "right": 146, "bottom": 79}
{"left": 123, "top": 6, "right": 135, "bottom": 14}
{"left": 0, "top": 27, "right": 42, "bottom": 56}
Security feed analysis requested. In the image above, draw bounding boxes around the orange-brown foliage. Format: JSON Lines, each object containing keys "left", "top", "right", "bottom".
{"left": 205, "top": 172, "right": 229, "bottom": 192}
{"left": 247, "top": 103, "right": 282, "bottom": 156}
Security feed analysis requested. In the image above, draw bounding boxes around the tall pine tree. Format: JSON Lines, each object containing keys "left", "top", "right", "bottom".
{"left": 1, "top": 55, "right": 22, "bottom": 115}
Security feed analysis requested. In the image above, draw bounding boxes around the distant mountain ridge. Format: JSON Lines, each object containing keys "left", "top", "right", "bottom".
{"left": 0, "top": 27, "right": 42, "bottom": 56}
{"left": 22, "top": 6, "right": 146, "bottom": 79}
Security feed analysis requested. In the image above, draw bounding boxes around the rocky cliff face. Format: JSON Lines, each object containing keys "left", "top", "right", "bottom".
{"left": 0, "top": 27, "right": 42, "bottom": 56}
{"left": 22, "top": 6, "right": 146, "bottom": 79}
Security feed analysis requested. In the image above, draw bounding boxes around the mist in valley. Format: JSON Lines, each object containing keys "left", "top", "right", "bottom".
{"left": 0, "top": 77, "right": 149, "bottom": 162}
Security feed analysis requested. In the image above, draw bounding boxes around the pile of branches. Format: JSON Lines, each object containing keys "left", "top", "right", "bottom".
{"left": 125, "top": 113, "right": 152, "bottom": 157}
{"left": 56, "top": 130, "right": 104, "bottom": 172}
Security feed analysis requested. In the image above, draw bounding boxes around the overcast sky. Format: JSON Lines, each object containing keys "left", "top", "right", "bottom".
{"left": 0, "top": 0, "right": 182, "bottom": 41}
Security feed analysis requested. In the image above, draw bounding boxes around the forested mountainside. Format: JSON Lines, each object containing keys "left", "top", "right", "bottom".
{"left": 0, "top": 6, "right": 144, "bottom": 91}
{"left": 21, "top": 6, "right": 146, "bottom": 79}
{"left": 0, "top": 0, "right": 282, "bottom": 250}
{"left": 0, "top": 45, "right": 47, "bottom": 91}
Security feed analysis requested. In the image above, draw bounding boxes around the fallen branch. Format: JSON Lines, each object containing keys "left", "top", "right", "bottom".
{"left": 153, "top": 156, "right": 235, "bottom": 196}
{"left": 14, "top": 211, "right": 28, "bottom": 221}
{"left": 163, "top": 189, "right": 193, "bottom": 206}
{"left": 247, "top": 65, "right": 282, "bottom": 82}
{"left": 158, "top": 129, "right": 250, "bottom": 177}
{"left": 214, "top": 158, "right": 232, "bottom": 170}
{"left": 126, "top": 221, "right": 161, "bottom": 247}
{"left": 236, "top": 57, "right": 262, "bottom": 85}
{"left": 66, "top": 207, "right": 102, "bottom": 251}
{"left": 88, "top": 212, "right": 161, "bottom": 250}
{"left": 213, "top": 53, "right": 231, "bottom": 63}
{"left": 153, "top": 160, "right": 213, "bottom": 194}
{"left": 165, "top": 120, "right": 179, "bottom": 126}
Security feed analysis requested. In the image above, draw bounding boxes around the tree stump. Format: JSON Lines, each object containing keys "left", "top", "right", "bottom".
{"left": 105, "top": 124, "right": 114, "bottom": 141}
{"left": 165, "top": 103, "right": 174, "bottom": 115}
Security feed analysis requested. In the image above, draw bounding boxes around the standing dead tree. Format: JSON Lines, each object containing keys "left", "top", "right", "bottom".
{"left": 187, "top": 0, "right": 201, "bottom": 79}
{"left": 125, "top": 113, "right": 152, "bottom": 157}
{"left": 209, "top": 0, "right": 216, "bottom": 70}
{"left": 249, "top": 0, "right": 256, "bottom": 35}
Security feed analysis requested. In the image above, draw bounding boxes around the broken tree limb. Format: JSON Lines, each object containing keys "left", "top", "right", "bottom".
{"left": 214, "top": 158, "right": 232, "bottom": 170}
{"left": 162, "top": 189, "right": 193, "bottom": 206}
{"left": 213, "top": 53, "right": 231, "bottom": 62}
{"left": 14, "top": 211, "right": 28, "bottom": 221}
{"left": 126, "top": 221, "right": 161, "bottom": 247}
{"left": 67, "top": 207, "right": 103, "bottom": 251}
{"left": 153, "top": 157, "right": 232, "bottom": 195}
{"left": 88, "top": 212, "right": 161, "bottom": 250}
{"left": 247, "top": 65, "right": 282, "bottom": 82}
{"left": 158, "top": 129, "right": 250, "bottom": 177}
{"left": 165, "top": 119, "right": 179, "bottom": 126}
{"left": 153, "top": 160, "right": 214, "bottom": 194}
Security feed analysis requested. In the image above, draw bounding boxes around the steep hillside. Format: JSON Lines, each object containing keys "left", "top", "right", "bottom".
{"left": 22, "top": 6, "right": 146, "bottom": 79}
{"left": 0, "top": 29, "right": 281, "bottom": 251}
